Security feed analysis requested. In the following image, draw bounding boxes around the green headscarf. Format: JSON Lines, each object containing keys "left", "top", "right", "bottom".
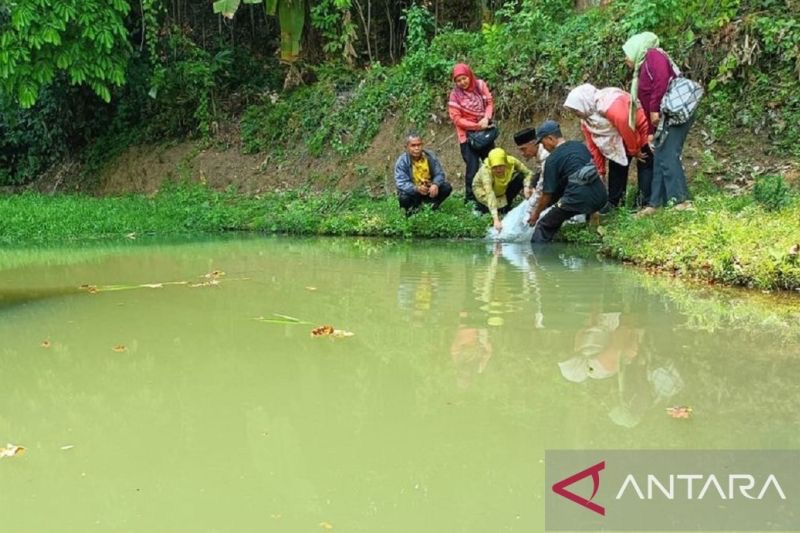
{"left": 623, "top": 32, "right": 660, "bottom": 129}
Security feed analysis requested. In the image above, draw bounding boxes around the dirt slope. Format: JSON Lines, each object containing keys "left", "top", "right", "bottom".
{"left": 31, "top": 116, "right": 798, "bottom": 197}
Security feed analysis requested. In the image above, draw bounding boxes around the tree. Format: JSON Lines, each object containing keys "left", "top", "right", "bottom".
{"left": 0, "top": 0, "right": 131, "bottom": 108}
{"left": 213, "top": 0, "right": 305, "bottom": 63}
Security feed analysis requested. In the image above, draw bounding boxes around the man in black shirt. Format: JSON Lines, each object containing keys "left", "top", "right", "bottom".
{"left": 527, "top": 120, "right": 608, "bottom": 242}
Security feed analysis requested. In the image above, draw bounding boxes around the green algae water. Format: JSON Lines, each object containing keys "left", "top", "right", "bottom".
{"left": 1, "top": 236, "right": 799, "bottom": 533}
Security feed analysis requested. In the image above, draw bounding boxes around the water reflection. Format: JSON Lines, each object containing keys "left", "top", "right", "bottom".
{"left": 559, "top": 311, "right": 685, "bottom": 428}
{"left": 1, "top": 236, "right": 799, "bottom": 533}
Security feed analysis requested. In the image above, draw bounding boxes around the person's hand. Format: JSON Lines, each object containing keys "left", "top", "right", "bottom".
{"left": 528, "top": 211, "right": 539, "bottom": 226}
{"left": 523, "top": 186, "right": 532, "bottom": 199}
{"left": 493, "top": 218, "right": 503, "bottom": 231}
{"left": 428, "top": 183, "right": 439, "bottom": 198}
{"left": 649, "top": 111, "right": 660, "bottom": 127}
{"left": 478, "top": 117, "right": 489, "bottom": 129}
{"left": 635, "top": 149, "right": 649, "bottom": 162}
{"left": 417, "top": 183, "right": 429, "bottom": 195}
{"left": 647, "top": 134, "right": 654, "bottom": 147}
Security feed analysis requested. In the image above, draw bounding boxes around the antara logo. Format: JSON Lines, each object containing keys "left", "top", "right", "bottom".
{"left": 552, "top": 461, "right": 606, "bottom": 516}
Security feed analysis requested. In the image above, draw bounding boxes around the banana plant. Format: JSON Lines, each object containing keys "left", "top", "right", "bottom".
{"left": 212, "top": 0, "right": 305, "bottom": 63}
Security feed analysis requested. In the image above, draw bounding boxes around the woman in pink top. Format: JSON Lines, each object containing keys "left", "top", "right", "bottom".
{"left": 624, "top": 32, "right": 694, "bottom": 214}
{"left": 448, "top": 63, "right": 495, "bottom": 207}
{"left": 564, "top": 84, "right": 652, "bottom": 207}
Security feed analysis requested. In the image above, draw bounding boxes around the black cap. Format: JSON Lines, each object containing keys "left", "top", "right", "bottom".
{"left": 513, "top": 127, "right": 537, "bottom": 146}
{"left": 534, "top": 120, "right": 561, "bottom": 143}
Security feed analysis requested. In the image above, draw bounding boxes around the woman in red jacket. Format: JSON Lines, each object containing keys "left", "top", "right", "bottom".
{"left": 448, "top": 63, "right": 495, "bottom": 208}
{"left": 564, "top": 83, "right": 652, "bottom": 208}
{"left": 623, "top": 32, "right": 694, "bottom": 214}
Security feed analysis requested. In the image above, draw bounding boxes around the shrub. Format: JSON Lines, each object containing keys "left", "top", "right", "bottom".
{"left": 753, "top": 174, "right": 792, "bottom": 211}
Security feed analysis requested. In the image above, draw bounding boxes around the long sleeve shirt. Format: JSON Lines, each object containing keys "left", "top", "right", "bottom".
{"left": 583, "top": 92, "right": 649, "bottom": 176}
{"left": 472, "top": 155, "right": 534, "bottom": 217}
{"left": 394, "top": 150, "right": 446, "bottom": 195}
{"left": 637, "top": 49, "right": 677, "bottom": 134}
{"left": 447, "top": 80, "right": 494, "bottom": 144}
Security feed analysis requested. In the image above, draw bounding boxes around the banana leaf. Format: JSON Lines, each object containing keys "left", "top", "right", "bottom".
{"left": 278, "top": 0, "right": 304, "bottom": 62}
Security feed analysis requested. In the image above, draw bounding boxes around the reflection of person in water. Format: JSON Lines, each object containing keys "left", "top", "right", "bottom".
{"left": 450, "top": 242, "right": 545, "bottom": 388}
{"left": 396, "top": 257, "right": 440, "bottom": 327}
{"left": 559, "top": 311, "right": 684, "bottom": 427}
{"left": 450, "top": 312, "right": 493, "bottom": 390}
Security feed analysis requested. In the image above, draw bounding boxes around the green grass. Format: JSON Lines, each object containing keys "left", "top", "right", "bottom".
{"left": 559, "top": 192, "right": 800, "bottom": 291}
{"left": 3, "top": 180, "right": 800, "bottom": 291}
{"left": 0, "top": 184, "right": 487, "bottom": 245}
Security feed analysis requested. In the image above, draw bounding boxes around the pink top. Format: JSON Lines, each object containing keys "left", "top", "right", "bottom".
{"left": 448, "top": 64, "right": 494, "bottom": 144}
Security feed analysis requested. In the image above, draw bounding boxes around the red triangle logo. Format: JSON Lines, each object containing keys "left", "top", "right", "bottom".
{"left": 552, "top": 461, "right": 606, "bottom": 516}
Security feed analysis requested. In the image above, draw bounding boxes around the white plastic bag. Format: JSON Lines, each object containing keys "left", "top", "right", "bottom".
{"left": 485, "top": 199, "right": 535, "bottom": 243}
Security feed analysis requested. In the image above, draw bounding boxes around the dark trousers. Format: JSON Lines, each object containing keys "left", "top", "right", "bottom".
{"left": 474, "top": 172, "right": 525, "bottom": 214}
{"left": 607, "top": 144, "right": 654, "bottom": 208}
{"left": 397, "top": 182, "right": 453, "bottom": 215}
{"left": 648, "top": 117, "right": 694, "bottom": 207}
{"left": 531, "top": 205, "right": 582, "bottom": 243}
{"left": 460, "top": 141, "right": 494, "bottom": 205}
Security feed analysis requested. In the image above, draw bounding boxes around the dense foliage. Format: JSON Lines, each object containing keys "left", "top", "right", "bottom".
{"left": 1, "top": 0, "right": 799, "bottom": 186}
{"left": 240, "top": 0, "right": 800, "bottom": 161}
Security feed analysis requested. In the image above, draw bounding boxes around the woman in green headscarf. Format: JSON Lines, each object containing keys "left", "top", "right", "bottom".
{"left": 622, "top": 32, "right": 660, "bottom": 130}
{"left": 623, "top": 32, "right": 694, "bottom": 214}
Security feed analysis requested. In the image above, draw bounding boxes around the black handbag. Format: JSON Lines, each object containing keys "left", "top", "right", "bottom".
{"left": 467, "top": 125, "right": 498, "bottom": 151}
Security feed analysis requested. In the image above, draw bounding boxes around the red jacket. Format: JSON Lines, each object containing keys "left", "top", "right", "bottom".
{"left": 582, "top": 92, "right": 649, "bottom": 176}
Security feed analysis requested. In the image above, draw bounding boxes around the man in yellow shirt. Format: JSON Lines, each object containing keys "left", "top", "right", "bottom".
{"left": 472, "top": 147, "right": 535, "bottom": 231}
{"left": 394, "top": 133, "right": 452, "bottom": 216}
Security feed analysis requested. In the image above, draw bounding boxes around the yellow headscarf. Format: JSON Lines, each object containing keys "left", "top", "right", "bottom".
{"left": 485, "top": 148, "right": 512, "bottom": 197}
{"left": 487, "top": 148, "right": 507, "bottom": 168}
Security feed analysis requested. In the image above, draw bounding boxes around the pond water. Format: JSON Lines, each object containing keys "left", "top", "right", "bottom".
{"left": 1, "top": 236, "right": 798, "bottom": 533}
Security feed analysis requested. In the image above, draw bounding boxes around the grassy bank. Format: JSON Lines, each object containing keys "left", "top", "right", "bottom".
{"left": 561, "top": 178, "right": 800, "bottom": 291}
{"left": 0, "top": 185, "right": 487, "bottom": 245}
{"left": 3, "top": 178, "right": 800, "bottom": 291}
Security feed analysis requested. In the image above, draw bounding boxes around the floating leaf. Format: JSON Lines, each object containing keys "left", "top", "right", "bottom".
{"left": 305, "top": 286, "right": 318, "bottom": 291}
{"left": 311, "top": 325, "right": 354, "bottom": 338}
{"left": 40, "top": 340, "right": 51, "bottom": 348}
{"left": 311, "top": 325, "right": 335, "bottom": 337}
{"left": 112, "top": 344, "right": 127, "bottom": 353}
{"left": 255, "top": 314, "right": 310, "bottom": 325}
{"left": 0, "top": 444, "right": 26, "bottom": 458}
{"left": 666, "top": 406, "right": 693, "bottom": 419}
{"left": 60, "top": 445, "right": 75, "bottom": 451}
{"left": 319, "top": 522, "right": 334, "bottom": 530}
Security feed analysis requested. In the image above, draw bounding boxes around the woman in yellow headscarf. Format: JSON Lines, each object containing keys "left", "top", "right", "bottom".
{"left": 472, "top": 147, "right": 535, "bottom": 231}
